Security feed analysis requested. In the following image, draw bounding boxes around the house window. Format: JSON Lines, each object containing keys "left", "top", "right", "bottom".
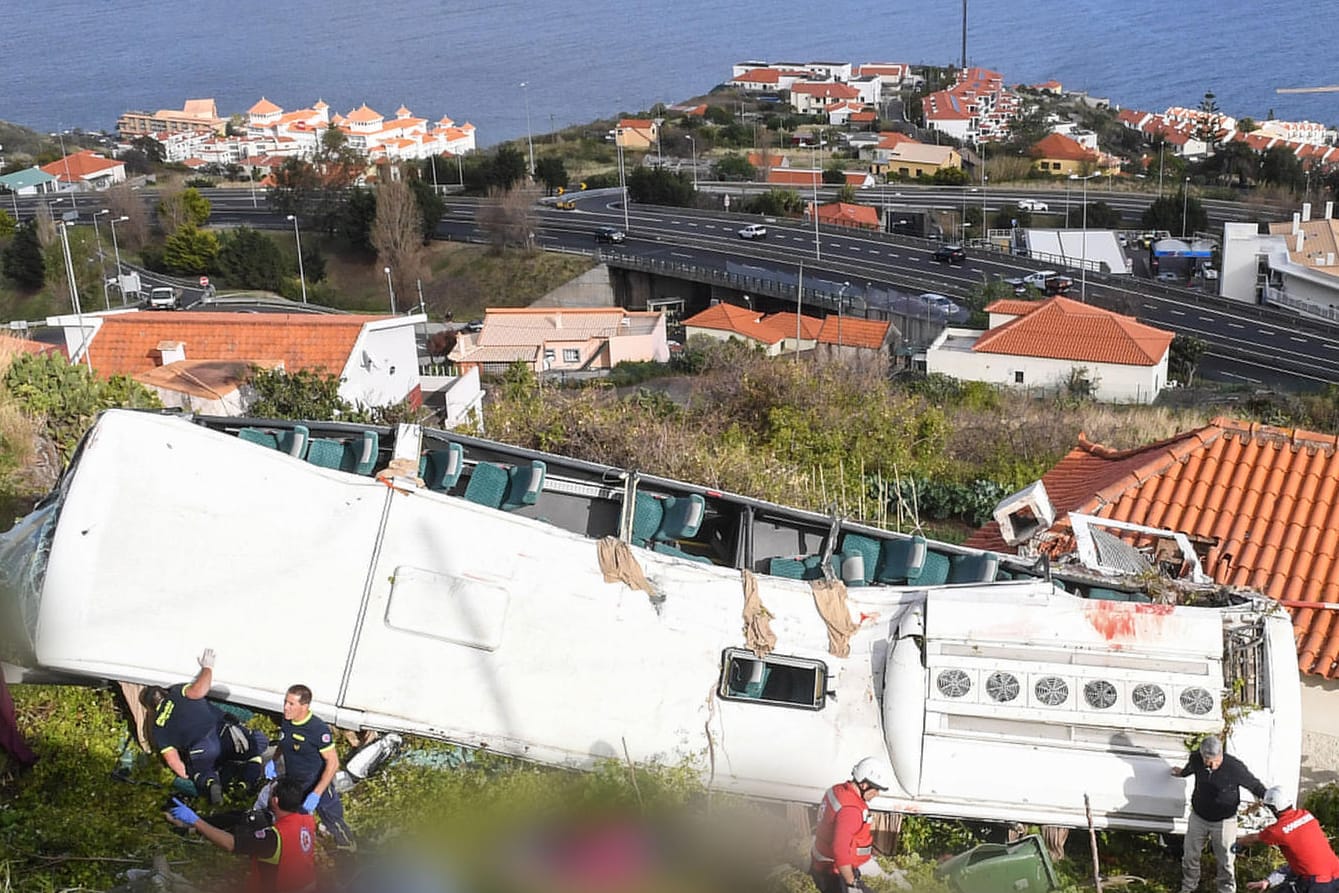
{"left": 718, "top": 647, "right": 828, "bottom": 710}
{"left": 562, "top": 348, "right": 580, "bottom": 363}
{"left": 1014, "top": 370, "right": 1025, "bottom": 384}
{"left": 543, "top": 349, "right": 556, "bottom": 364}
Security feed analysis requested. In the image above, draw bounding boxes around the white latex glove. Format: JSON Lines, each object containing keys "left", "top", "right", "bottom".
{"left": 198, "top": 648, "right": 216, "bottom": 669}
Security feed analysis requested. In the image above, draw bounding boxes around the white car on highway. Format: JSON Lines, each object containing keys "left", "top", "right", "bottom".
{"left": 738, "top": 223, "right": 768, "bottom": 240}
{"left": 1017, "top": 198, "right": 1049, "bottom": 212}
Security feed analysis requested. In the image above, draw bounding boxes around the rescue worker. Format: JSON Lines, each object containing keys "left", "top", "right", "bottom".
{"left": 1172, "top": 734, "right": 1267, "bottom": 893}
{"left": 275, "top": 684, "right": 355, "bottom": 850}
{"left": 810, "top": 757, "right": 893, "bottom": 893}
{"left": 165, "top": 776, "right": 319, "bottom": 893}
{"left": 1235, "top": 786, "right": 1339, "bottom": 893}
{"left": 145, "top": 648, "right": 227, "bottom": 805}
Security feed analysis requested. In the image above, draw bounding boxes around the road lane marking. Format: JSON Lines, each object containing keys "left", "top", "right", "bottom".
{"left": 1258, "top": 329, "right": 1275, "bottom": 336}
{"left": 1170, "top": 309, "right": 1185, "bottom": 316}
{"left": 1199, "top": 317, "right": 1214, "bottom": 323}
{"left": 671, "top": 252, "right": 692, "bottom": 258}
{"left": 1291, "top": 336, "right": 1309, "bottom": 344}
{"left": 1228, "top": 322, "right": 1244, "bottom": 329}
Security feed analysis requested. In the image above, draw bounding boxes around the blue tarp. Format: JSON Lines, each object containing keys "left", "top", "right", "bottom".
{"left": 1153, "top": 238, "right": 1214, "bottom": 258}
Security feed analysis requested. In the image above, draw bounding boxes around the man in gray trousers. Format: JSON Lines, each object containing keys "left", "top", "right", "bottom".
{"left": 1173, "top": 735, "right": 1267, "bottom": 893}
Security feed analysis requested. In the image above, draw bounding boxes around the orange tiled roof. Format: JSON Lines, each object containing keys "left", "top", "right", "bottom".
{"left": 972, "top": 296, "right": 1172, "bottom": 366}
{"left": 249, "top": 97, "right": 281, "bottom": 115}
{"left": 984, "top": 298, "right": 1045, "bottom": 316}
{"left": 812, "top": 201, "right": 879, "bottom": 228}
{"left": 964, "top": 418, "right": 1339, "bottom": 679}
{"left": 346, "top": 104, "right": 382, "bottom": 123}
{"left": 683, "top": 303, "right": 789, "bottom": 344}
{"left": 815, "top": 316, "right": 890, "bottom": 349}
{"left": 768, "top": 167, "right": 820, "bottom": 187}
{"left": 762, "top": 311, "right": 823, "bottom": 340}
{"left": 1031, "top": 132, "right": 1099, "bottom": 162}
{"left": 85, "top": 312, "right": 387, "bottom": 378}
{"left": 40, "top": 150, "right": 124, "bottom": 182}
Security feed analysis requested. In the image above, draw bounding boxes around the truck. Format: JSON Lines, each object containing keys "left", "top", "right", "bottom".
{"left": 1005, "top": 272, "right": 1074, "bottom": 297}
{"left": 148, "top": 286, "right": 178, "bottom": 310}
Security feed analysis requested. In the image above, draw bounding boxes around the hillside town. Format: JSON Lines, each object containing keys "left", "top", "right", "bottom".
{"left": 8, "top": 51, "right": 1339, "bottom": 893}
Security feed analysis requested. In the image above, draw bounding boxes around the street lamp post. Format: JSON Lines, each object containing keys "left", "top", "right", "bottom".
{"left": 107, "top": 213, "right": 128, "bottom": 304}
{"left": 520, "top": 82, "right": 535, "bottom": 178}
{"left": 92, "top": 209, "right": 110, "bottom": 310}
{"left": 616, "top": 140, "right": 630, "bottom": 233}
{"left": 286, "top": 214, "right": 307, "bottom": 304}
{"left": 1070, "top": 172, "right": 1099, "bottom": 302}
{"left": 1181, "top": 176, "right": 1191, "bottom": 239}
{"left": 837, "top": 281, "right": 850, "bottom": 349}
{"left": 384, "top": 266, "right": 397, "bottom": 315}
{"left": 811, "top": 145, "right": 821, "bottom": 260}
{"left": 981, "top": 174, "right": 988, "bottom": 243}
{"left": 52, "top": 130, "right": 77, "bottom": 213}
{"left": 56, "top": 221, "right": 92, "bottom": 369}
{"left": 1158, "top": 142, "right": 1165, "bottom": 198}
{"left": 686, "top": 135, "right": 697, "bottom": 191}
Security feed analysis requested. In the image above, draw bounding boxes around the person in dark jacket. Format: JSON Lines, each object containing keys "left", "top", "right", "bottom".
{"left": 1173, "top": 735, "right": 1267, "bottom": 893}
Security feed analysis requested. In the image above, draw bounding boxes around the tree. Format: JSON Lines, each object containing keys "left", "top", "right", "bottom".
{"left": 371, "top": 179, "right": 427, "bottom": 304}
{"left": 1141, "top": 189, "right": 1206, "bottom": 237}
{"left": 157, "top": 187, "right": 211, "bottom": 233}
{"left": 704, "top": 105, "right": 733, "bottom": 126}
{"left": 626, "top": 167, "right": 694, "bottom": 206}
{"left": 215, "top": 226, "right": 286, "bottom": 291}
{"left": 2, "top": 222, "right": 45, "bottom": 289}
{"left": 713, "top": 153, "right": 756, "bottom": 182}
{"left": 130, "top": 135, "right": 165, "bottom": 166}
{"left": 248, "top": 367, "right": 367, "bottom": 421}
{"left": 534, "top": 156, "right": 569, "bottom": 195}
{"left": 0, "top": 208, "right": 14, "bottom": 240}
{"left": 104, "top": 183, "right": 151, "bottom": 251}
{"left": 822, "top": 165, "right": 846, "bottom": 185}
{"left": 162, "top": 225, "right": 219, "bottom": 274}
{"left": 932, "top": 167, "right": 968, "bottom": 186}
{"left": 269, "top": 129, "right": 366, "bottom": 234}
{"left": 407, "top": 177, "right": 445, "bottom": 243}
{"left": 1081, "top": 201, "right": 1122, "bottom": 229}
{"left": 1193, "top": 91, "right": 1223, "bottom": 155}
{"left": 836, "top": 183, "right": 857, "bottom": 203}
{"left": 1168, "top": 334, "right": 1207, "bottom": 386}
{"left": 1260, "top": 146, "right": 1304, "bottom": 192}
{"left": 476, "top": 185, "right": 538, "bottom": 252}
{"left": 493, "top": 145, "right": 528, "bottom": 191}
{"left": 339, "top": 187, "right": 377, "bottom": 253}
{"left": 742, "top": 188, "right": 803, "bottom": 217}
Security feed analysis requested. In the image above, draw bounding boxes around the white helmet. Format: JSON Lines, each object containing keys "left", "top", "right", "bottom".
{"left": 851, "top": 757, "right": 895, "bottom": 792}
{"left": 1263, "top": 786, "right": 1291, "bottom": 810}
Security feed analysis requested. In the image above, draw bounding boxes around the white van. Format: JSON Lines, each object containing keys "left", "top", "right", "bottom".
{"left": 148, "top": 287, "right": 177, "bottom": 310}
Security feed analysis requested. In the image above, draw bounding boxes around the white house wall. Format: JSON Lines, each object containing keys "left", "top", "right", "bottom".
{"left": 339, "top": 315, "right": 425, "bottom": 408}
{"left": 927, "top": 342, "right": 1166, "bottom": 403}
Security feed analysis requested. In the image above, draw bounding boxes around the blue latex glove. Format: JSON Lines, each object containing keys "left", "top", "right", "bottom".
{"left": 302, "top": 792, "right": 321, "bottom": 813}
{"left": 263, "top": 760, "right": 277, "bottom": 780}
{"left": 169, "top": 797, "right": 199, "bottom": 827}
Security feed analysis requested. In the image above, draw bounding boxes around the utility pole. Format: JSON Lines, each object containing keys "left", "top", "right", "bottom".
{"left": 961, "top": 0, "right": 968, "bottom": 70}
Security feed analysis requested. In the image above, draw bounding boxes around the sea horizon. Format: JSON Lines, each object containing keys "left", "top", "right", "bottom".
{"left": 2, "top": 0, "right": 1336, "bottom": 150}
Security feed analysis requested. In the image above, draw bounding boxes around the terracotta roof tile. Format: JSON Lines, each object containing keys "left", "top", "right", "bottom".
{"left": 86, "top": 312, "right": 386, "bottom": 379}
{"left": 814, "top": 316, "right": 890, "bottom": 349}
{"left": 965, "top": 417, "right": 1339, "bottom": 679}
{"left": 972, "top": 296, "right": 1173, "bottom": 366}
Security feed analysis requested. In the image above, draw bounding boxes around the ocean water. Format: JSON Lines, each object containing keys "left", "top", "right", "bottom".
{"left": 2, "top": 0, "right": 1336, "bottom": 148}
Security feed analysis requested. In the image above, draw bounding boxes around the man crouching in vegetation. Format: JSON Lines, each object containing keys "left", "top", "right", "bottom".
{"left": 165, "top": 776, "right": 320, "bottom": 893}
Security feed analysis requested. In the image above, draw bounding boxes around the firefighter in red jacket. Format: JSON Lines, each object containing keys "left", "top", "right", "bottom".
{"left": 165, "top": 776, "right": 319, "bottom": 893}
{"left": 810, "top": 757, "right": 894, "bottom": 893}
{"left": 1235, "top": 786, "right": 1339, "bottom": 893}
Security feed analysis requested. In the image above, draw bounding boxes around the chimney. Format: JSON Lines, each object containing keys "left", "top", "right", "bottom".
{"left": 1302, "top": 202, "right": 1312, "bottom": 222}
{"left": 1327, "top": 201, "right": 1334, "bottom": 220}
{"left": 1292, "top": 213, "right": 1301, "bottom": 235}
{"left": 1329, "top": 253, "right": 1336, "bottom": 267}
{"left": 1296, "top": 231, "right": 1305, "bottom": 253}
{"left": 156, "top": 340, "right": 185, "bottom": 366}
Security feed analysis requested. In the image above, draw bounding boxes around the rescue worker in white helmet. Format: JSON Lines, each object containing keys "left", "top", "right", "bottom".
{"left": 809, "top": 757, "right": 892, "bottom": 893}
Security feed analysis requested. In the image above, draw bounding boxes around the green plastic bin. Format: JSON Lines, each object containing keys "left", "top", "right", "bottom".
{"left": 933, "top": 834, "right": 1059, "bottom": 893}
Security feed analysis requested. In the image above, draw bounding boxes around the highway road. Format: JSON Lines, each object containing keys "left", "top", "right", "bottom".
{"left": 8, "top": 186, "right": 1335, "bottom": 388}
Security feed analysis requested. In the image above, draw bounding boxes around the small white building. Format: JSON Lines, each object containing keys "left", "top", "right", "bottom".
{"left": 926, "top": 296, "right": 1172, "bottom": 403}
{"left": 1220, "top": 207, "right": 1339, "bottom": 320}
